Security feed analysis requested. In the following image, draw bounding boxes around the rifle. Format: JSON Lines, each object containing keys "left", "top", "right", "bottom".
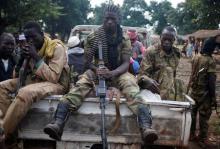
{"left": 15, "top": 58, "right": 29, "bottom": 95}
{"left": 97, "top": 41, "right": 108, "bottom": 149}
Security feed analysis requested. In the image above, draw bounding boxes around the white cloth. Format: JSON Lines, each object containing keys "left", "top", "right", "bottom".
{"left": 1, "top": 59, "right": 9, "bottom": 72}
{"left": 139, "top": 89, "right": 162, "bottom": 102}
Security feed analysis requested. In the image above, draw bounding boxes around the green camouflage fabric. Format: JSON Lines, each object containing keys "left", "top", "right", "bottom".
{"left": 190, "top": 54, "right": 216, "bottom": 100}
{"left": 61, "top": 70, "right": 148, "bottom": 115}
{"left": 189, "top": 54, "right": 216, "bottom": 139}
{"left": 61, "top": 32, "right": 148, "bottom": 115}
{"left": 138, "top": 44, "right": 185, "bottom": 100}
{"left": 70, "top": 65, "right": 80, "bottom": 84}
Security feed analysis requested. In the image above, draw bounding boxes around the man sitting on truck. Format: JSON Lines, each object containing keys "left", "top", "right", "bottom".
{"left": 138, "top": 26, "right": 185, "bottom": 101}
{"left": 44, "top": 4, "right": 158, "bottom": 145}
{"left": 0, "top": 21, "right": 69, "bottom": 141}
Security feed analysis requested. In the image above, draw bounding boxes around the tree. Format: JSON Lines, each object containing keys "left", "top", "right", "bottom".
{"left": 90, "top": 3, "right": 107, "bottom": 25}
{"left": 121, "top": 0, "right": 150, "bottom": 27}
{"left": 167, "top": 2, "right": 200, "bottom": 35}
{"left": 44, "top": 0, "right": 91, "bottom": 40}
{"left": 0, "top": 0, "right": 62, "bottom": 34}
{"left": 168, "top": 0, "right": 220, "bottom": 35}
{"left": 148, "top": 0, "right": 175, "bottom": 34}
{"left": 187, "top": 0, "right": 220, "bottom": 30}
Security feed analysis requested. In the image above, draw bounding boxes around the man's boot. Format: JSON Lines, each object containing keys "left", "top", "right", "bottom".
{"left": 44, "top": 100, "right": 70, "bottom": 141}
{"left": 137, "top": 105, "right": 158, "bottom": 144}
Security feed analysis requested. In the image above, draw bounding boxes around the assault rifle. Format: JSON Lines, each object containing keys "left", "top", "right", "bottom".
{"left": 97, "top": 41, "right": 108, "bottom": 149}
{"left": 15, "top": 58, "right": 29, "bottom": 95}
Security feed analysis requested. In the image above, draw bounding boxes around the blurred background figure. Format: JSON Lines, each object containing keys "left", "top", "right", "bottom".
{"left": 186, "top": 36, "right": 195, "bottom": 58}
{"left": 141, "top": 32, "right": 148, "bottom": 49}
{"left": 0, "top": 33, "right": 16, "bottom": 82}
{"left": 127, "top": 30, "right": 145, "bottom": 64}
{"left": 181, "top": 39, "right": 188, "bottom": 57}
{"left": 67, "top": 36, "right": 84, "bottom": 84}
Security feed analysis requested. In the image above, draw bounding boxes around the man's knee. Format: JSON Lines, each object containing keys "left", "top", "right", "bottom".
{"left": 16, "top": 88, "right": 34, "bottom": 104}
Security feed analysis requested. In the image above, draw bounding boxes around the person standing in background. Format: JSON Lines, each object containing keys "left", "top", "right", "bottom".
{"left": 0, "top": 33, "right": 16, "bottom": 82}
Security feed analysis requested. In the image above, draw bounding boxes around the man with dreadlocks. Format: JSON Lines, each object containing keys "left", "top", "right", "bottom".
{"left": 44, "top": 4, "right": 158, "bottom": 144}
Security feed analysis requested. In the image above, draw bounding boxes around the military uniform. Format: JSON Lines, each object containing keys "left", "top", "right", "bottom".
{"left": 61, "top": 27, "right": 150, "bottom": 115}
{"left": 189, "top": 54, "right": 216, "bottom": 140}
{"left": 138, "top": 43, "right": 185, "bottom": 100}
{"left": 0, "top": 36, "right": 69, "bottom": 136}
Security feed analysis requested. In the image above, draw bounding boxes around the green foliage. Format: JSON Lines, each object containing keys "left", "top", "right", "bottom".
{"left": 44, "top": 0, "right": 91, "bottom": 40}
{"left": 147, "top": 0, "right": 220, "bottom": 35}
{"left": 90, "top": 3, "right": 107, "bottom": 25}
{"left": 148, "top": 0, "right": 175, "bottom": 34}
{"left": 1, "top": 0, "right": 219, "bottom": 39}
{"left": 121, "top": 0, "right": 150, "bottom": 27}
{"left": 0, "top": 0, "right": 63, "bottom": 34}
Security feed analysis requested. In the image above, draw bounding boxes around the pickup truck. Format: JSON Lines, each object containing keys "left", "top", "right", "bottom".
{"left": 18, "top": 90, "right": 193, "bottom": 149}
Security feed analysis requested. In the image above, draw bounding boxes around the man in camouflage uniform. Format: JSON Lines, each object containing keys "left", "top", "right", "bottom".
{"left": 189, "top": 35, "right": 220, "bottom": 147}
{"left": 0, "top": 21, "right": 69, "bottom": 141}
{"left": 44, "top": 4, "right": 158, "bottom": 144}
{"left": 138, "top": 26, "right": 184, "bottom": 100}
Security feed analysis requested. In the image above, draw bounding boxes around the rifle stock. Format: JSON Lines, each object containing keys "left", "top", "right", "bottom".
{"left": 97, "top": 41, "right": 108, "bottom": 149}
{"left": 15, "top": 59, "right": 29, "bottom": 95}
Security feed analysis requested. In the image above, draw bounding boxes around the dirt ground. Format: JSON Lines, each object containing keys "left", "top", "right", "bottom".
{"left": 177, "top": 54, "right": 220, "bottom": 149}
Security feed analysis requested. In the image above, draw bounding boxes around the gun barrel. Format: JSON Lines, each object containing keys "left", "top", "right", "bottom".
{"left": 98, "top": 41, "right": 103, "bottom": 61}
{"left": 97, "top": 40, "right": 108, "bottom": 149}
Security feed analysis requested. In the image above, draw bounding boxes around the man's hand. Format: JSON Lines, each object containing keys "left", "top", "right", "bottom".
{"left": 22, "top": 44, "right": 40, "bottom": 62}
{"left": 139, "top": 77, "right": 160, "bottom": 94}
{"left": 96, "top": 67, "right": 115, "bottom": 79}
{"left": 148, "top": 80, "right": 160, "bottom": 94}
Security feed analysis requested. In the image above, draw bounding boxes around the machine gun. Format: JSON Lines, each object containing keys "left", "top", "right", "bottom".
{"left": 97, "top": 41, "right": 108, "bottom": 149}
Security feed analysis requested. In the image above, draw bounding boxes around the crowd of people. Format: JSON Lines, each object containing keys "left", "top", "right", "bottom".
{"left": 0, "top": 4, "right": 220, "bottom": 149}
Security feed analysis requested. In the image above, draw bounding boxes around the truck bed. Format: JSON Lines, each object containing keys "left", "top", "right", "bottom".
{"left": 18, "top": 91, "right": 193, "bottom": 149}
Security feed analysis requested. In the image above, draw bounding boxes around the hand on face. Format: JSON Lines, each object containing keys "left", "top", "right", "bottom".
{"left": 21, "top": 44, "right": 39, "bottom": 61}
{"left": 23, "top": 28, "right": 43, "bottom": 61}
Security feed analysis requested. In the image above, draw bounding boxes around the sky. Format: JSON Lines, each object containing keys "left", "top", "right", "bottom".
{"left": 90, "top": 0, "right": 185, "bottom": 8}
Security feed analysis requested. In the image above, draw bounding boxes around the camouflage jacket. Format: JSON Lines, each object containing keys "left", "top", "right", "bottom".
{"left": 138, "top": 44, "right": 180, "bottom": 83}
{"left": 190, "top": 54, "right": 216, "bottom": 99}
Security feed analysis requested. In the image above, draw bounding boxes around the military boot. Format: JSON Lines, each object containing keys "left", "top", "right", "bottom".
{"left": 137, "top": 105, "right": 158, "bottom": 144}
{"left": 44, "top": 100, "right": 70, "bottom": 141}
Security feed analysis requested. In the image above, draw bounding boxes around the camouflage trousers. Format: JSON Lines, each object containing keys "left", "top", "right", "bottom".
{"left": 0, "top": 78, "right": 64, "bottom": 137}
{"left": 61, "top": 70, "right": 150, "bottom": 115}
{"left": 190, "top": 95, "right": 212, "bottom": 140}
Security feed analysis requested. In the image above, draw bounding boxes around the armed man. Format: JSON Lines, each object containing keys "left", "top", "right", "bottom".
{"left": 138, "top": 26, "right": 184, "bottom": 101}
{"left": 44, "top": 4, "right": 158, "bottom": 145}
{"left": 188, "top": 34, "right": 220, "bottom": 148}
{"left": 0, "top": 21, "right": 69, "bottom": 142}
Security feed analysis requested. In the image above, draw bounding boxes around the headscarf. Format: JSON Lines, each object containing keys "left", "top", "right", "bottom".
{"left": 38, "top": 36, "right": 64, "bottom": 58}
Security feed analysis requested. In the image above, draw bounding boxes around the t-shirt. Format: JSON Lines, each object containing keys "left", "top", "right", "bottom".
{"left": 1, "top": 59, "right": 9, "bottom": 72}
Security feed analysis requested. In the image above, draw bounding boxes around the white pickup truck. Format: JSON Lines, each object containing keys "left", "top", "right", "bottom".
{"left": 18, "top": 90, "right": 194, "bottom": 149}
